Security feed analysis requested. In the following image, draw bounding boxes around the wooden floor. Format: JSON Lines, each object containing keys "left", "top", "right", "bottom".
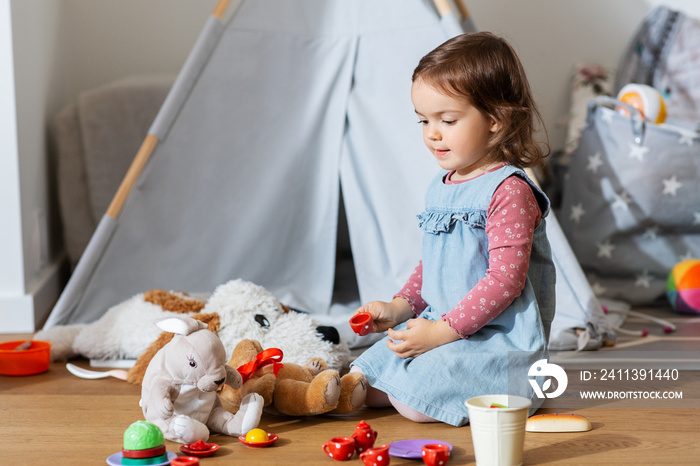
{"left": 2, "top": 334, "right": 700, "bottom": 465}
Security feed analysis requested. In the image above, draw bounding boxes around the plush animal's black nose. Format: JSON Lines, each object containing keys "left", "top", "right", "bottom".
{"left": 215, "top": 378, "right": 225, "bottom": 386}
{"left": 316, "top": 326, "right": 340, "bottom": 345}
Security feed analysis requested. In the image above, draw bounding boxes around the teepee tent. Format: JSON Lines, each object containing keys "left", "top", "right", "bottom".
{"left": 44, "top": 0, "right": 611, "bottom": 351}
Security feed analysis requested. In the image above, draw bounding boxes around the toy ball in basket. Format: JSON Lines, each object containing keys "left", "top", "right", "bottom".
{"left": 667, "top": 259, "right": 700, "bottom": 315}
{"left": 616, "top": 83, "right": 667, "bottom": 124}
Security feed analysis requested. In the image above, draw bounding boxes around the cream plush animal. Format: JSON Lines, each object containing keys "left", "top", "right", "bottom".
{"left": 140, "top": 316, "right": 263, "bottom": 444}
{"left": 36, "top": 279, "right": 350, "bottom": 372}
{"left": 203, "top": 279, "right": 350, "bottom": 369}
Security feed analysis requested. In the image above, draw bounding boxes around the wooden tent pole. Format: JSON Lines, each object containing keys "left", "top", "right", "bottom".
{"left": 212, "top": 0, "right": 232, "bottom": 20}
{"left": 106, "top": 134, "right": 158, "bottom": 218}
{"left": 105, "top": 0, "right": 232, "bottom": 220}
{"left": 433, "top": 0, "right": 453, "bottom": 17}
{"left": 454, "top": 0, "right": 470, "bottom": 20}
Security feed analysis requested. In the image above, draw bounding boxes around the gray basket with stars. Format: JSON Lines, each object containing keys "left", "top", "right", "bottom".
{"left": 559, "top": 96, "right": 700, "bottom": 305}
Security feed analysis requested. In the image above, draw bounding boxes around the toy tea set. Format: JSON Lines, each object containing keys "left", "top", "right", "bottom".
{"left": 322, "top": 419, "right": 452, "bottom": 466}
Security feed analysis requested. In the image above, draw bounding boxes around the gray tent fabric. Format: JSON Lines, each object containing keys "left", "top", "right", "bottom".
{"left": 545, "top": 214, "right": 612, "bottom": 350}
{"left": 46, "top": 0, "right": 448, "bottom": 327}
{"left": 44, "top": 0, "right": 611, "bottom": 351}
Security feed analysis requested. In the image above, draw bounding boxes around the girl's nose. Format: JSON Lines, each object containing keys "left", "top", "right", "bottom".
{"left": 426, "top": 124, "right": 441, "bottom": 141}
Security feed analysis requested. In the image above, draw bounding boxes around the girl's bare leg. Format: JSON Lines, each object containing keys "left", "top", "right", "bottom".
{"left": 349, "top": 366, "right": 437, "bottom": 421}
{"left": 349, "top": 366, "right": 391, "bottom": 407}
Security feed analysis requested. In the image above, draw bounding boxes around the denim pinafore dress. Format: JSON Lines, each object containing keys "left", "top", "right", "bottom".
{"left": 352, "top": 166, "right": 556, "bottom": 426}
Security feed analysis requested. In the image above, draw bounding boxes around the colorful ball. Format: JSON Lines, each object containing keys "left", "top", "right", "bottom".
{"left": 616, "top": 83, "right": 667, "bottom": 124}
{"left": 667, "top": 259, "right": 700, "bottom": 315}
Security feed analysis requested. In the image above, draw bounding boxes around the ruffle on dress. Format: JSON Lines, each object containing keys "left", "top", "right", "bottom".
{"left": 416, "top": 210, "right": 486, "bottom": 234}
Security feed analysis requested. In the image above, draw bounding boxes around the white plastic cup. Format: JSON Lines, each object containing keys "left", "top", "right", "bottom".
{"left": 465, "top": 394, "right": 531, "bottom": 466}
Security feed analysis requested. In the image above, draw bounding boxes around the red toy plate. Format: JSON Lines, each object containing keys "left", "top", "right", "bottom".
{"left": 238, "top": 433, "right": 278, "bottom": 448}
{"left": 180, "top": 442, "right": 219, "bottom": 457}
{"left": 388, "top": 439, "right": 453, "bottom": 459}
{"left": 106, "top": 451, "right": 176, "bottom": 466}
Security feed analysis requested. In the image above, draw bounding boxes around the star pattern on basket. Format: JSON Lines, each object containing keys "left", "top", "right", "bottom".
{"left": 586, "top": 152, "right": 603, "bottom": 172}
{"left": 570, "top": 203, "right": 585, "bottom": 223}
{"left": 681, "top": 250, "right": 695, "bottom": 261}
{"left": 634, "top": 269, "right": 653, "bottom": 288}
{"left": 627, "top": 143, "right": 649, "bottom": 161}
{"left": 591, "top": 281, "right": 607, "bottom": 296}
{"left": 596, "top": 239, "right": 615, "bottom": 259}
{"left": 611, "top": 190, "right": 632, "bottom": 211}
{"left": 678, "top": 132, "right": 697, "bottom": 147}
{"left": 662, "top": 175, "right": 682, "bottom": 196}
{"left": 641, "top": 225, "right": 660, "bottom": 240}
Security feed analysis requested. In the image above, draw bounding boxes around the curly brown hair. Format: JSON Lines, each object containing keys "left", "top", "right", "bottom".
{"left": 412, "top": 32, "right": 549, "bottom": 168}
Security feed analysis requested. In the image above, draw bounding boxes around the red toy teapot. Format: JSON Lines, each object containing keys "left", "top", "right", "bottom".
{"left": 351, "top": 420, "right": 378, "bottom": 453}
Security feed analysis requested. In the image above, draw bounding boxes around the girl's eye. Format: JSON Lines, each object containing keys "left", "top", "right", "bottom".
{"left": 442, "top": 120, "right": 455, "bottom": 125}
{"left": 417, "top": 120, "right": 428, "bottom": 125}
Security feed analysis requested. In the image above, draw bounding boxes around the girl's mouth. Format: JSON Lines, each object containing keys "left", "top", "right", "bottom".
{"left": 435, "top": 149, "right": 449, "bottom": 158}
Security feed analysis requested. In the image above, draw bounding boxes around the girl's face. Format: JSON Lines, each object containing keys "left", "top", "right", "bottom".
{"left": 411, "top": 79, "right": 499, "bottom": 181}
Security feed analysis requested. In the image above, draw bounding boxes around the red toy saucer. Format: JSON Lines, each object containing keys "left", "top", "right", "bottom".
{"left": 180, "top": 441, "right": 219, "bottom": 457}
{"left": 238, "top": 433, "right": 278, "bottom": 448}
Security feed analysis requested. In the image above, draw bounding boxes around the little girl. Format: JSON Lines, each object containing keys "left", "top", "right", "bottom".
{"left": 351, "top": 32, "right": 556, "bottom": 426}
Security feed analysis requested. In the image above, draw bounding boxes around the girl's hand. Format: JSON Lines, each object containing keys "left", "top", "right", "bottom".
{"left": 386, "top": 318, "right": 460, "bottom": 358}
{"left": 353, "top": 297, "right": 414, "bottom": 333}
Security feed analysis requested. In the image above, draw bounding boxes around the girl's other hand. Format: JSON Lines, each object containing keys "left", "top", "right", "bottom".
{"left": 386, "top": 318, "right": 460, "bottom": 358}
{"left": 353, "top": 297, "right": 414, "bottom": 333}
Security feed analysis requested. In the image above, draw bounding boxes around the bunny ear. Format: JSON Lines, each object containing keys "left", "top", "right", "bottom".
{"left": 155, "top": 316, "right": 207, "bottom": 335}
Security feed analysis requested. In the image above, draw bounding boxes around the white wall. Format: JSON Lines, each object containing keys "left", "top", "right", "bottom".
{"left": 0, "top": 0, "right": 34, "bottom": 332}
{"left": 2, "top": 0, "right": 699, "bottom": 331}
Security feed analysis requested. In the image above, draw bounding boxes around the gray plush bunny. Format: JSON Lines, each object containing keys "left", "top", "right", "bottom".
{"left": 140, "top": 315, "right": 263, "bottom": 443}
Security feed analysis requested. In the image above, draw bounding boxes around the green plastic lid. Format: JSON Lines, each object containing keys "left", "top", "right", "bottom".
{"left": 123, "top": 421, "right": 164, "bottom": 450}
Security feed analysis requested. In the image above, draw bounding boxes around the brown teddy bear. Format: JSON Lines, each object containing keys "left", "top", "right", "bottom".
{"left": 219, "top": 339, "right": 366, "bottom": 416}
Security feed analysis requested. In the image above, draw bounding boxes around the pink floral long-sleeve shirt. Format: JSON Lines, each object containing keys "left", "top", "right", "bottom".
{"left": 395, "top": 172, "right": 542, "bottom": 338}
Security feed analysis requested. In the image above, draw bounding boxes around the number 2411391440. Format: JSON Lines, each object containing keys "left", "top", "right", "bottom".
{"left": 597, "top": 368, "right": 679, "bottom": 381}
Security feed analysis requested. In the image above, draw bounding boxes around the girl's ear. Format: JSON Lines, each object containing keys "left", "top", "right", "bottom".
{"left": 489, "top": 118, "right": 501, "bottom": 133}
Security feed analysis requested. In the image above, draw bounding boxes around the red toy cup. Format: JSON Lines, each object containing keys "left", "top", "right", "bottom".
{"left": 322, "top": 436, "right": 356, "bottom": 461}
{"left": 422, "top": 443, "right": 450, "bottom": 466}
{"left": 360, "top": 444, "right": 390, "bottom": 466}
{"left": 349, "top": 312, "right": 374, "bottom": 336}
{"left": 171, "top": 456, "right": 200, "bottom": 466}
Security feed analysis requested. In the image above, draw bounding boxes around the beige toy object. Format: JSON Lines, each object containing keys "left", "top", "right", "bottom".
{"left": 526, "top": 413, "right": 592, "bottom": 432}
{"left": 219, "top": 339, "right": 366, "bottom": 417}
{"left": 140, "top": 316, "right": 264, "bottom": 444}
